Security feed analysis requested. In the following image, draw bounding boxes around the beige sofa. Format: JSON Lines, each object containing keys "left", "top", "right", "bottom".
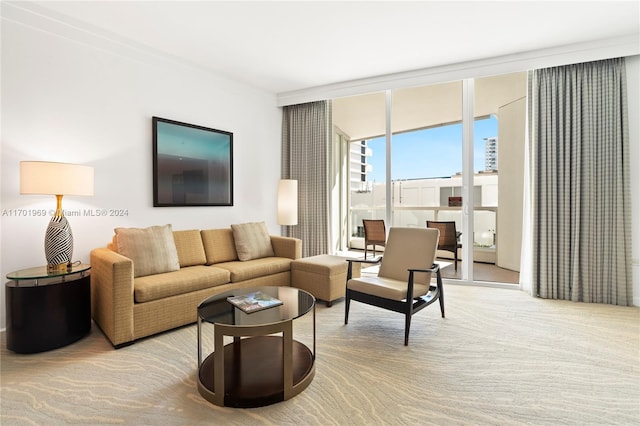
{"left": 90, "top": 223, "right": 302, "bottom": 348}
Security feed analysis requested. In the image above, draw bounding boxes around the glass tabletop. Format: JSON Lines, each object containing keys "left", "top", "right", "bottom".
{"left": 198, "top": 286, "right": 315, "bottom": 327}
{"left": 6, "top": 263, "right": 91, "bottom": 280}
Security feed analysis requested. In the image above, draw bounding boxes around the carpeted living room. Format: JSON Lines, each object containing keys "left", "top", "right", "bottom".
{"left": 2, "top": 2, "right": 640, "bottom": 425}
{"left": 2, "top": 284, "right": 639, "bottom": 425}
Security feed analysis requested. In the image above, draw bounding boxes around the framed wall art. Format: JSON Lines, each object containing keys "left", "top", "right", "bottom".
{"left": 153, "top": 116, "right": 233, "bottom": 207}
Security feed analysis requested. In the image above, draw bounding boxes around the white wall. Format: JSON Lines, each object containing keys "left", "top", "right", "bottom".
{"left": 1, "top": 16, "right": 282, "bottom": 328}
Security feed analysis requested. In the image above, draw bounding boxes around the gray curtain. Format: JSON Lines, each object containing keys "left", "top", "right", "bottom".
{"left": 281, "top": 100, "right": 332, "bottom": 257}
{"left": 529, "top": 58, "right": 632, "bottom": 305}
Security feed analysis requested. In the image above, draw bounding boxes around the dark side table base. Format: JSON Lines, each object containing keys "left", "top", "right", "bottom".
{"left": 198, "top": 335, "right": 314, "bottom": 408}
{"left": 6, "top": 275, "right": 91, "bottom": 354}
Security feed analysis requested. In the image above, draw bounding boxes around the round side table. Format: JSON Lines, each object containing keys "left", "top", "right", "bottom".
{"left": 5, "top": 264, "right": 91, "bottom": 354}
{"left": 197, "top": 286, "right": 316, "bottom": 408}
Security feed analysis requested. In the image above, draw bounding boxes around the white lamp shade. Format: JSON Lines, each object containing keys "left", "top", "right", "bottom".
{"left": 277, "top": 179, "right": 298, "bottom": 226}
{"left": 20, "top": 161, "right": 94, "bottom": 196}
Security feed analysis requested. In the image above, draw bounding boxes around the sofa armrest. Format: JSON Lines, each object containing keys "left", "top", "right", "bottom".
{"left": 270, "top": 235, "right": 302, "bottom": 260}
{"left": 90, "top": 247, "right": 135, "bottom": 347}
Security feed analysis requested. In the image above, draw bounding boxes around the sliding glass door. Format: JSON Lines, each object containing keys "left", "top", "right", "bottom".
{"left": 333, "top": 72, "right": 526, "bottom": 285}
{"left": 332, "top": 92, "right": 386, "bottom": 252}
{"left": 390, "top": 82, "right": 463, "bottom": 277}
{"left": 472, "top": 74, "right": 526, "bottom": 283}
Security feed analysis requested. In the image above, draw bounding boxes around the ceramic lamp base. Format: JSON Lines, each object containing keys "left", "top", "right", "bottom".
{"left": 45, "top": 215, "right": 73, "bottom": 271}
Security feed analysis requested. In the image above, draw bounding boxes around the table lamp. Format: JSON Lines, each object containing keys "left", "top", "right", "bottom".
{"left": 277, "top": 179, "right": 298, "bottom": 226}
{"left": 20, "top": 161, "right": 94, "bottom": 271}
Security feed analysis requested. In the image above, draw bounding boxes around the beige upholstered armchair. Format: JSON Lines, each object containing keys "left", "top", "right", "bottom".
{"left": 345, "top": 227, "right": 444, "bottom": 345}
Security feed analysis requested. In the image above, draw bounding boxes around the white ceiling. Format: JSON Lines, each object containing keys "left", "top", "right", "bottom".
{"left": 23, "top": 1, "right": 640, "bottom": 95}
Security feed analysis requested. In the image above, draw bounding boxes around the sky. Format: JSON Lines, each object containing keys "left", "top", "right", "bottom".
{"left": 366, "top": 116, "right": 497, "bottom": 182}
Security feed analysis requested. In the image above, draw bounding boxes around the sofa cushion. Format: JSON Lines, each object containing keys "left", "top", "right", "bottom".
{"left": 173, "top": 229, "right": 207, "bottom": 267}
{"left": 133, "top": 265, "right": 231, "bottom": 303}
{"left": 201, "top": 228, "right": 238, "bottom": 264}
{"left": 114, "top": 224, "right": 180, "bottom": 278}
{"left": 231, "top": 222, "right": 275, "bottom": 261}
{"left": 215, "top": 257, "right": 292, "bottom": 282}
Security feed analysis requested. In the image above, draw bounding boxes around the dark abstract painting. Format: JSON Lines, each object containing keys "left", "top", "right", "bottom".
{"left": 153, "top": 117, "right": 233, "bottom": 206}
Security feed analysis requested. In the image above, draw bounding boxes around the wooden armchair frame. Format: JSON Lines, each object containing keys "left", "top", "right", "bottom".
{"left": 363, "top": 219, "right": 386, "bottom": 259}
{"left": 427, "top": 220, "right": 462, "bottom": 271}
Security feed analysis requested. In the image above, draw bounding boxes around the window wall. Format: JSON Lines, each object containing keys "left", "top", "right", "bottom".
{"left": 390, "top": 83, "right": 463, "bottom": 245}
{"left": 332, "top": 92, "right": 386, "bottom": 248}
{"left": 333, "top": 72, "right": 526, "bottom": 284}
{"left": 473, "top": 74, "right": 526, "bottom": 282}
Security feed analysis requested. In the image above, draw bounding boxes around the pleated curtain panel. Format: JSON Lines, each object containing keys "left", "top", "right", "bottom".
{"left": 528, "top": 58, "right": 632, "bottom": 305}
{"left": 281, "top": 100, "right": 332, "bottom": 257}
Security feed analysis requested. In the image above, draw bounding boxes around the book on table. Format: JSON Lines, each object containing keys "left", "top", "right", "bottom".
{"left": 227, "top": 291, "right": 283, "bottom": 313}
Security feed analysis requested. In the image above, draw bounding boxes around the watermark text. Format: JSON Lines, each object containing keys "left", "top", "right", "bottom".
{"left": 2, "top": 208, "right": 129, "bottom": 217}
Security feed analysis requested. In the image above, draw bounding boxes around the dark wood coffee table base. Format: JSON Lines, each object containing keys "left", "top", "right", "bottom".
{"left": 198, "top": 335, "right": 314, "bottom": 408}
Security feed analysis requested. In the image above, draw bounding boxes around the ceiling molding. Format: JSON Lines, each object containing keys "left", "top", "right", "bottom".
{"left": 276, "top": 35, "right": 640, "bottom": 107}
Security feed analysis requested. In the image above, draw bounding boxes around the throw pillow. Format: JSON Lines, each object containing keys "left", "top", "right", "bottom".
{"left": 173, "top": 229, "right": 207, "bottom": 267}
{"left": 114, "top": 224, "right": 181, "bottom": 277}
{"left": 231, "top": 222, "right": 275, "bottom": 261}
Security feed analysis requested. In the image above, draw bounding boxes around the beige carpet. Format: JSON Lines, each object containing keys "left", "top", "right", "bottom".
{"left": 1, "top": 285, "right": 639, "bottom": 425}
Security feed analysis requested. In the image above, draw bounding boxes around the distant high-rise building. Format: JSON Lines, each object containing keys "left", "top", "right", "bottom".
{"left": 484, "top": 137, "right": 497, "bottom": 172}
{"left": 350, "top": 140, "right": 373, "bottom": 191}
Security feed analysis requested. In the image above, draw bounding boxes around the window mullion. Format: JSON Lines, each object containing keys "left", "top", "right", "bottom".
{"left": 461, "top": 79, "right": 475, "bottom": 282}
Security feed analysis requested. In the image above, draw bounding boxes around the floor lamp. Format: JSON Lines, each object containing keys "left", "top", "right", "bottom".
{"left": 20, "top": 161, "right": 94, "bottom": 271}
{"left": 277, "top": 179, "right": 298, "bottom": 226}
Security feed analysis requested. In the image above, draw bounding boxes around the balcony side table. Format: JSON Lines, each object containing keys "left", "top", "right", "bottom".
{"left": 5, "top": 264, "right": 91, "bottom": 354}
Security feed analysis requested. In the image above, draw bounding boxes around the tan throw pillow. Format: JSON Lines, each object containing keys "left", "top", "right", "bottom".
{"left": 201, "top": 229, "right": 238, "bottom": 264}
{"left": 173, "top": 229, "right": 207, "bottom": 267}
{"left": 114, "top": 224, "right": 181, "bottom": 277}
{"left": 231, "top": 222, "right": 275, "bottom": 261}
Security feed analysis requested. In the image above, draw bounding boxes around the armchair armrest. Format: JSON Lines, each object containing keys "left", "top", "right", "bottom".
{"left": 406, "top": 264, "right": 443, "bottom": 300}
{"left": 90, "top": 247, "right": 135, "bottom": 347}
{"left": 407, "top": 263, "right": 440, "bottom": 274}
{"left": 346, "top": 256, "right": 382, "bottom": 265}
{"left": 346, "top": 256, "right": 381, "bottom": 280}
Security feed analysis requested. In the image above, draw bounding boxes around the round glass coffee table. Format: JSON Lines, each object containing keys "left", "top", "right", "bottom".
{"left": 197, "top": 286, "right": 315, "bottom": 408}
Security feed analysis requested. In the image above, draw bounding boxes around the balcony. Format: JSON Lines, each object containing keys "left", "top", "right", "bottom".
{"left": 349, "top": 206, "right": 520, "bottom": 284}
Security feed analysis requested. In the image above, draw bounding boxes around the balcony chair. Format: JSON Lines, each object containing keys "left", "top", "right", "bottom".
{"left": 345, "top": 227, "right": 444, "bottom": 346}
{"left": 426, "top": 221, "right": 462, "bottom": 271}
{"left": 362, "top": 219, "right": 386, "bottom": 259}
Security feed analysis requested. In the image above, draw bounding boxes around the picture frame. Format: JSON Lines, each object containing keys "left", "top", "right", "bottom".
{"left": 153, "top": 117, "right": 233, "bottom": 207}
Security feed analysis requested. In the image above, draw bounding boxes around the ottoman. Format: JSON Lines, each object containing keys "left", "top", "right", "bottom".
{"left": 291, "top": 255, "right": 361, "bottom": 307}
